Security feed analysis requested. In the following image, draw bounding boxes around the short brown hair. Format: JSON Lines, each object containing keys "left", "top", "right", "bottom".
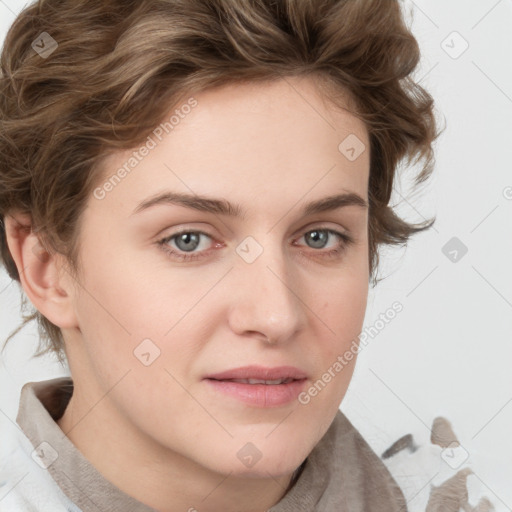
{"left": 0, "top": 0, "right": 441, "bottom": 362}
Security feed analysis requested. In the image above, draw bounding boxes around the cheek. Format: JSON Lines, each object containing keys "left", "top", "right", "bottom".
{"left": 72, "top": 245, "right": 211, "bottom": 380}
{"left": 305, "top": 263, "right": 368, "bottom": 398}
{"left": 70, "top": 259, "right": 205, "bottom": 423}
{"left": 316, "top": 257, "right": 369, "bottom": 339}
{"left": 70, "top": 248, "right": 161, "bottom": 375}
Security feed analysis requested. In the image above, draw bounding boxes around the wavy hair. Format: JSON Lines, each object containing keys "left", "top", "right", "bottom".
{"left": 0, "top": 0, "right": 441, "bottom": 362}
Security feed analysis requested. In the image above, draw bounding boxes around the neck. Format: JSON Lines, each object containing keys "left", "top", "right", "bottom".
{"left": 56, "top": 388, "right": 301, "bottom": 512}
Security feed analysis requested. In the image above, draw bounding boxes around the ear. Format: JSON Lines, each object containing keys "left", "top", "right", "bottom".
{"left": 3, "top": 211, "right": 78, "bottom": 329}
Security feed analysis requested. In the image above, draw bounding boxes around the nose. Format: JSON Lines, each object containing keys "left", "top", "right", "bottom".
{"left": 227, "top": 239, "right": 307, "bottom": 345}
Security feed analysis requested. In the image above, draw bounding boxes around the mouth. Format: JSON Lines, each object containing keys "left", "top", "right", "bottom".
{"left": 204, "top": 364, "right": 308, "bottom": 382}
{"left": 203, "top": 376, "right": 308, "bottom": 407}
{"left": 207, "top": 377, "right": 299, "bottom": 385}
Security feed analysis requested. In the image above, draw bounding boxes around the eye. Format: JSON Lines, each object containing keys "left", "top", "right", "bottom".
{"left": 157, "top": 226, "right": 354, "bottom": 263}
{"left": 157, "top": 229, "right": 217, "bottom": 262}
{"left": 294, "top": 227, "right": 354, "bottom": 259}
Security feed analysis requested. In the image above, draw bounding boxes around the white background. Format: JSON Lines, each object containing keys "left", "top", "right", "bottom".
{"left": 0, "top": 0, "right": 511, "bottom": 510}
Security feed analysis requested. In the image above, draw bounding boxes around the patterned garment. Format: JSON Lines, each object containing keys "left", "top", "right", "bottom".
{"left": 380, "top": 416, "right": 496, "bottom": 511}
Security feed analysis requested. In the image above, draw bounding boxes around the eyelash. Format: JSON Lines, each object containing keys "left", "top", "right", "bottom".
{"left": 156, "top": 226, "right": 354, "bottom": 263}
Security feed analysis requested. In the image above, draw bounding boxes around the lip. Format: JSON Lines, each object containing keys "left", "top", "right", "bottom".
{"left": 204, "top": 378, "right": 307, "bottom": 407}
{"left": 204, "top": 365, "right": 308, "bottom": 381}
{"left": 203, "top": 365, "right": 308, "bottom": 408}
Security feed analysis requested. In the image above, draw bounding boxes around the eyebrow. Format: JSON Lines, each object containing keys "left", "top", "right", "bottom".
{"left": 131, "top": 190, "right": 368, "bottom": 218}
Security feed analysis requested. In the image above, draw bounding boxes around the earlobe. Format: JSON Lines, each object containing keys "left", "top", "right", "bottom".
{"left": 4, "top": 211, "right": 78, "bottom": 330}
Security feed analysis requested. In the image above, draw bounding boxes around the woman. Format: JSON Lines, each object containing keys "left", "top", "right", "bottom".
{"left": 0, "top": 0, "right": 439, "bottom": 510}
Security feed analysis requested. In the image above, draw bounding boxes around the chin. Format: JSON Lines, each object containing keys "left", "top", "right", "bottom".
{"left": 225, "top": 460, "right": 299, "bottom": 480}
{"left": 208, "top": 439, "right": 308, "bottom": 480}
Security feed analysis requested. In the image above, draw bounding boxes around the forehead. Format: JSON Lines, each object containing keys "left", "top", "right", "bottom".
{"left": 92, "top": 75, "right": 369, "bottom": 218}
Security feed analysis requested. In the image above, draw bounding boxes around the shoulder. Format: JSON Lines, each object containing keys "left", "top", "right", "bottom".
{"left": 0, "top": 429, "right": 81, "bottom": 512}
{"left": 333, "top": 410, "right": 409, "bottom": 509}
{"left": 300, "top": 410, "right": 408, "bottom": 511}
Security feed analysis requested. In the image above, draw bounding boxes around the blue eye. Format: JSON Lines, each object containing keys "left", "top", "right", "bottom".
{"left": 301, "top": 229, "right": 347, "bottom": 250}
{"left": 157, "top": 227, "right": 354, "bottom": 262}
{"left": 294, "top": 228, "right": 354, "bottom": 261}
{"left": 157, "top": 230, "right": 214, "bottom": 262}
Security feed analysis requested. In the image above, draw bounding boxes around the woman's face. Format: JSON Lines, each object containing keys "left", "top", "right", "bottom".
{"left": 64, "top": 76, "right": 370, "bottom": 478}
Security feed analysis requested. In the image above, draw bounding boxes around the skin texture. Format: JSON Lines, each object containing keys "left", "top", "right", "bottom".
{"left": 5, "top": 75, "right": 370, "bottom": 512}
